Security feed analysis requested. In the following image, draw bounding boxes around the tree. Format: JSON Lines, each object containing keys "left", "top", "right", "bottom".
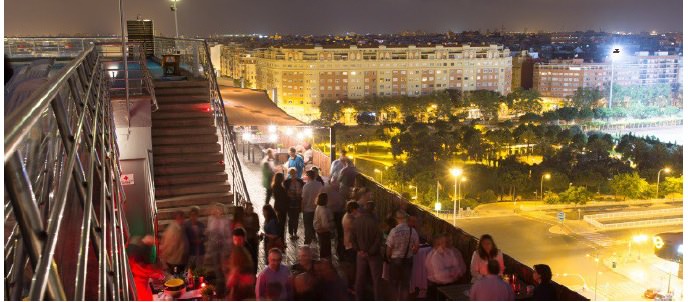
{"left": 570, "top": 87, "right": 603, "bottom": 110}
{"left": 558, "top": 186, "right": 594, "bottom": 205}
{"left": 660, "top": 176, "right": 683, "bottom": 197}
{"left": 356, "top": 112, "right": 377, "bottom": 125}
{"left": 319, "top": 99, "right": 343, "bottom": 125}
{"left": 508, "top": 88, "right": 543, "bottom": 115}
{"left": 609, "top": 172, "right": 652, "bottom": 200}
{"left": 543, "top": 192, "right": 561, "bottom": 204}
{"left": 467, "top": 90, "right": 503, "bottom": 121}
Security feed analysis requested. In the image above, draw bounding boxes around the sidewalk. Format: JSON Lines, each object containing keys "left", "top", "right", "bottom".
{"left": 601, "top": 252, "right": 683, "bottom": 300}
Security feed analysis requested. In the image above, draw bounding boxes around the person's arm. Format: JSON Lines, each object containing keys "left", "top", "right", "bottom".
{"left": 498, "top": 251, "right": 506, "bottom": 275}
{"left": 411, "top": 229, "right": 420, "bottom": 254}
{"left": 470, "top": 251, "right": 481, "bottom": 278}
{"left": 384, "top": 228, "right": 394, "bottom": 259}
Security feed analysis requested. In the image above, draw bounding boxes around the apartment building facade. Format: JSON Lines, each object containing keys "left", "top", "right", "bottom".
{"left": 222, "top": 44, "right": 512, "bottom": 122}
{"left": 534, "top": 51, "right": 682, "bottom": 100}
{"left": 220, "top": 44, "right": 258, "bottom": 88}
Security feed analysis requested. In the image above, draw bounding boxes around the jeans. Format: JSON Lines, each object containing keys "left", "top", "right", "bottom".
{"left": 388, "top": 257, "right": 413, "bottom": 300}
{"left": 302, "top": 211, "right": 316, "bottom": 244}
{"left": 317, "top": 231, "right": 332, "bottom": 259}
{"left": 333, "top": 211, "right": 345, "bottom": 255}
{"left": 287, "top": 208, "right": 301, "bottom": 236}
{"left": 276, "top": 210, "right": 288, "bottom": 238}
{"left": 264, "top": 188, "right": 273, "bottom": 205}
{"left": 355, "top": 253, "right": 383, "bottom": 300}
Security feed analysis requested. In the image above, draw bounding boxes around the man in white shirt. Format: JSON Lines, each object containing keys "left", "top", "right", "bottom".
{"left": 386, "top": 210, "right": 419, "bottom": 300}
{"left": 328, "top": 149, "right": 348, "bottom": 184}
{"left": 469, "top": 259, "right": 515, "bottom": 301}
{"left": 425, "top": 233, "right": 466, "bottom": 299}
{"left": 301, "top": 170, "right": 323, "bottom": 245}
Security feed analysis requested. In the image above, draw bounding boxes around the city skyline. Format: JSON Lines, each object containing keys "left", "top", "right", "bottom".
{"left": 4, "top": 0, "right": 684, "bottom": 37}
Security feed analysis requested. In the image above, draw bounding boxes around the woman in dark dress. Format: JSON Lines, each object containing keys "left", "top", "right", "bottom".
{"left": 532, "top": 264, "right": 558, "bottom": 301}
{"left": 261, "top": 205, "right": 283, "bottom": 262}
{"left": 283, "top": 168, "right": 304, "bottom": 240}
{"left": 271, "top": 172, "right": 290, "bottom": 239}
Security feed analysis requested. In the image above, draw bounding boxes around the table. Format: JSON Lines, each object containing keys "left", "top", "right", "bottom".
{"left": 153, "top": 289, "right": 203, "bottom": 301}
{"left": 437, "top": 280, "right": 534, "bottom": 301}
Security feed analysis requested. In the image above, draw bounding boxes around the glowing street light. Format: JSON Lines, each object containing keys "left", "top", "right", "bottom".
{"left": 450, "top": 168, "right": 463, "bottom": 225}
{"left": 541, "top": 173, "right": 551, "bottom": 200}
{"left": 628, "top": 234, "right": 648, "bottom": 259}
{"left": 267, "top": 125, "right": 277, "bottom": 133}
{"left": 409, "top": 185, "right": 418, "bottom": 200}
{"left": 268, "top": 133, "right": 278, "bottom": 143}
{"left": 656, "top": 167, "right": 671, "bottom": 199}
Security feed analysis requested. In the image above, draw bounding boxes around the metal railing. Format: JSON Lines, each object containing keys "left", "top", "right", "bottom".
{"left": 145, "top": 150, "right": 159, "bottom": 252}
{"left": 4, "top": 45, "right": 135, "bottom": 300}
{"left": 153, "top": 36, "right": 250, "bottom": 207}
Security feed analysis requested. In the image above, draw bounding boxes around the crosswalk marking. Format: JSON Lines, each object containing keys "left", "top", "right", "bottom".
{"left": 579, "top": 232, "right": 615, "bottom": 247}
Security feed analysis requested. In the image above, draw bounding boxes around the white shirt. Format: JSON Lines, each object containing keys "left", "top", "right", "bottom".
{"left": 470, "top": 250, "right": 505, "bottom": 281}
{"left": 301, "top": 180, "right": 323, "bottom": 213}
{"left": 342, "top": 212, "right": 355, "bottom": 250}
{"left": 385, "top": 223, "right": 419, "bottom": 259}
{"left": 469, "top": 275, "right": 515, "bottom": 301}
{"left": 313, "top": 205, "right": 334, "bottom": 233}
{"left": 425, "top": 247, "right": 466, "bottom": 284}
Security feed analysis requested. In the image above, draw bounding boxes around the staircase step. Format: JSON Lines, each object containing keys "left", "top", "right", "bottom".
{"left": 156, "top": 192, "right": 234, "bottom": 210}
{"left": 154, "top": 80, "right": 209, "bottom": 89}
{"left": 154, "top": 162, "right": 225, "bottom": 175}
{"left": 155, "top": 95, "right": 210, "bottom": 104}
{"left": 155, "top": 172, "right": 228, "bottom": 186}
{"left": 156, "top": 182, "right": 231, "bottom": 199}
{"left": 152, "top": 117, "right": 214, "bottom": 128}
{"left": 152, "top": 134, "right": 219, "bottom": 146}
{"left": 152, "top": 127, "right": 217, "bottom": 137}
{"left": 153, "top": 152, "right": 224, "bottom": 165}
{"left": 155, "top": 87, "right": 209, "bottom": 96}
{"left": 152, "top": 111, "right": 213, "bottom": 120}
{"left": 153, "top": 143, "right": 221, "bottom": 155}
{"left": 156, "top": 103, "right": 211, "bottom": 112}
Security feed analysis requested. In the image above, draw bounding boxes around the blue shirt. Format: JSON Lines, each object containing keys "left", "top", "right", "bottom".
{"left": 287, "top": 155, "right": 305, "bottom": 179}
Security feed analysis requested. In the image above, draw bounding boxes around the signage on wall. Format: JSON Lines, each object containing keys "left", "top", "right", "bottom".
{"left": 121, "top": 174, "right": 135, "bottom": 185}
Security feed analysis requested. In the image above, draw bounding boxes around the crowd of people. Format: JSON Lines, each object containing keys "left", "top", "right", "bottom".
{"left": 129, "top": 143, "right": 562, "bottom": 301}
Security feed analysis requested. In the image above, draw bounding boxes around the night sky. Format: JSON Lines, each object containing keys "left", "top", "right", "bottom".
{"left": 4, "top": 0, "right": 683, "bottom": 36}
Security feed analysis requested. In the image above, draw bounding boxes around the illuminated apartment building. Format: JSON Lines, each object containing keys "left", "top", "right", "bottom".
{"left": 534, "top": 51, "right": 682, "bottom": 100}
{"left": 223, "top": 44, "right": 512, "bottom": 122}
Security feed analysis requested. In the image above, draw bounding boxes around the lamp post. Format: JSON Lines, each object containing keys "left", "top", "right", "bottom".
{"left": 608, "top": 47, "right": 621, "bottom": 109}
{"left": 627, "top": 234, "right": 648, "bottom": 260}
{"left": 656, "top": 167, "right": 671, "bottom": 199}
{"left": 409, "top": 185, "right": 418, "bottom": 201}
{"left": 540, "top": 173, "right": 551, "bottom": 200}
{"left": 450, "top": 168, "right": 463, "bottom": 225}
{"left": 170, "top": 0, "right": 180, "bottom": 38}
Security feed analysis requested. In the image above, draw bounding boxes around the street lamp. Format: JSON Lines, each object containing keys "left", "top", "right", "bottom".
{"left": 586, "top": 252, "right": 602, "bottom": 301}
{"left": 170, "top": 0, "right": 180, "bottom": 38}
{"left": 409, "top": 185, "right": 418, "bottom": 200}
{"left": 540, "top": 173, "right": 551, "bottom": 200}
{"left": 656, "top": 167, "right": 671, "bottom": 199}
{"left": 450, "top": 168, "right": 463, "bottom": 225}
{"left": 608, "top": 46, "right": 621, "bottom": 109}
{"left": 628, "top": 234, "right": 648, "bottom": 259}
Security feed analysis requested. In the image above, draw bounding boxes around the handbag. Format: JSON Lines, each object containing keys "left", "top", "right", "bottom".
{"left": 388, "top": 226, "right": 413, "bottom": 281}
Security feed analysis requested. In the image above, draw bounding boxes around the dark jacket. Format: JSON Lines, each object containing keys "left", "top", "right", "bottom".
{"left": 350, "top": 211, "right": 383, "bottom": 256}
{"left": 273, "top": 184, "right": 290, "bottom": 213}
{"left": 532, "top": 281, "right": 558, "bottom": 301}
{"left": 283, "top": 178, "right": 305, "bottom": 209}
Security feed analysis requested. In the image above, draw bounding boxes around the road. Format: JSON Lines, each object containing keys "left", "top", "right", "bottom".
{"left": 455, "top": 214, "right": 682, "bottom": 300}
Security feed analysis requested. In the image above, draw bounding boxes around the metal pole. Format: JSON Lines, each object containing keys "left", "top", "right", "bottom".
{"left": 173, "top": 0, "right": 179, "bottom": 38}
{"left": 656, "top": 169, "right": 662, "bottom": 199}
{"left": 540, "top": 176, "right": 544, "bottom": 200}
{"left": 329, "top": 126, "right": 336, "bottom": 162}
{"left": 453, "top": 176, "right": 457, "bottom": 225}
{"left": 608, "top": 59, "right": 615, "bottom": 109}
{"left": 458, "top": 180, "right": 462, "bottom": 218}
{"left": 119, "top": 0, "right": 130, "bottom": 130}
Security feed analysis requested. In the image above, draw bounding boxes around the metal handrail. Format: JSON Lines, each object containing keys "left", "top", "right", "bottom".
{"left": 152, "top": 36, "right": 251, "bottom": 206}
{"left": 4, "top": 46, "right": 135, "bottom": 300}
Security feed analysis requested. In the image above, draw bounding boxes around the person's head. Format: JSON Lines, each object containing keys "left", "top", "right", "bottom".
{"left": 339, "top": 149, "right": 347, "bottom": 159}
{"left": 189, "top": 206, "right": 200, "bottom": 222}
{"left": 316, "top": 193, "right": 328, "bottom": 206}
{"left": 265, "top": 148, "right": 274, "bottom": 159}
{"left": 297, "top": 245, "right": 313, "bottom": 268}
{"left": 289, "top": 147, "right": 297, "bottom": 157}
{"left": 358, "top": 189, "right": 372, "bottom": 202}
{"left": 394, "top": 210, "right": 409, "bottom": 224}
{"left": 263, "top": 205, "right": 277, "bottom": 221}
{"left": 434, "top": 233, "right": 450, "bottom": 249}
{"left": 244, "top": 202, "right": 254, "bottom": 213}
{"left": 478, "top": 234, "right": 499, "bottom": 260}
{"left": 487, "top": 259, "right": 501, "bottom": 276}
{"left": 268, "top": 248, "right": 283, "bottom": 271}
{"left": 346, "top": 201, "right": 360, "bottom": 215}
{"left": 533, "top": 264, "right": 553, "bottom": 284}
{"left": 305, "top": 170, "right": 316, "bottom": 182}
{"left": 174, "top": 211, "right": 185, "bottom": 224}
{"left": 304, "top": 142, "right": 312, "bottom": 150}
{"left": 314, "top": 259, "right": 337, "bottom": 280}
{"left": 408, "top": 214, "right": 418, "bottom": 228}
{"left": 272, "top": 172, "right": 285, "bottom": 188}
{"left": 232, "top": 227, "right": 246, "bottom": 246}
{"left": 288, "top": 167, "right": 297, "bottom": 178}
{"left": 210, "top": 203, "right": 225, "bottom": 217}
{"left": 266, "top": 282, "right": 283, "bottom": 300}
{"left": 311, "top": 166, "right": 320, "bottom": 176}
